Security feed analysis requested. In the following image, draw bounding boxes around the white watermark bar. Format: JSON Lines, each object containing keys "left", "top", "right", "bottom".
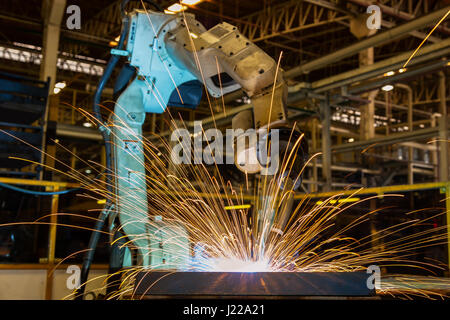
{"left": 170, "top": 121, "right": 280, "bottom": 175}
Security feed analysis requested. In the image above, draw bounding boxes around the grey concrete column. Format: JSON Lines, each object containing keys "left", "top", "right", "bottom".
{"left": 39, "top": 0, "right": 66, "bottom": 179}
{"left": 40, "top": 0, "right": 66, "bottom": 89}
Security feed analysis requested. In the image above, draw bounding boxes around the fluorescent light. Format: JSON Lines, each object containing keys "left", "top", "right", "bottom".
{"left": 384, "top": 71, "right": 395, "bottom": 77}
{"left": 55, "top": 81, "right": 66, "bottom": 89}
{"left": 53, "top": 87, "right": 61, "bottom": 94}
{"left": 83, "top": 122, "right": 93, "bottom": 128}
{"left": 166, "top": 3, "right": 187, "bottom": 13}
{"left": 181, "top": 0, "right": 202, "bottom": 5}
{"left": 382, "top": 84, "right": 394, "bottom": 91}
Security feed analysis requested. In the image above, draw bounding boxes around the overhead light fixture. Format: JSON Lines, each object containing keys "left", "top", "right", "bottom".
{"left": 166, "top": 3, "right": 187, "bottom": 13}
{"left": 85, "top": 169, "right": 92, "bottom": 174}
{"left": 382, "top": 84, "right": 394, "bottom": 91}
{"left": 398, "top": 68, "right": 407, "bottom": 73}
{"left": 83, "top": 122, "right": 93, "bottom": 128}
{"left": 53, "top": 81, "right": 66, "bottom": 94}
{"left": 55, "top": 81, "right": 66, "bottom": 89}
{"left": 190, "top": 32, "right": 198, "bottom": 39}
{"left": 181, "top": 0, "right": 203, "bottom": 5}
{"left": 383, "top": 71, "right": 395, "bottom": 77}
{"left": 348, "top": 138, "right": 355, "bottom": 143}
{"left": 109, "top": 35, "right": 121, "bottom": 47}
{"left": 164, "top": 9, "right": 176, "bottom": 14}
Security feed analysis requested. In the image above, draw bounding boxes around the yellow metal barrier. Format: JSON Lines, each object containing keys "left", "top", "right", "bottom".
{"left": 0, "top": 177, "right": 80, "bottom": 299}
{"left": 295, "top": 181, "right": 450, "bottom": 273}
{"left": 1, "top": 177, "right": 449, "bottom": 295}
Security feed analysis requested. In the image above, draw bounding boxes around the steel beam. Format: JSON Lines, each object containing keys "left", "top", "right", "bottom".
{"left": 348, "top": 60, "right": 449, "bottom": 95}
{"left": 294, "top": 181, "right": 450, "bottom": 199}
{"left": 347, "top": 0, "right": 450, "bottom": 36}
{"left": 235, "top": 0, "right": 349, "bottom": 42}
{"left": 301, "top": 38, "right": 450, "bottom": 94}
{"left": 329, "top": 127, "right": 446, "bottom": 154}
{"left": 284, "top": 6, "right": 450, "bottom": 78}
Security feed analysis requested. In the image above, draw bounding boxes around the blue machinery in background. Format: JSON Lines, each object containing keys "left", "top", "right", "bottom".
{"left": 0, "top": 71, "right": 50, "bottom": 180}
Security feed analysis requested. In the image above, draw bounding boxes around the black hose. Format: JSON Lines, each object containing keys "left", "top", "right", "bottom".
{"left": 74, "top": 205, "right": 111, "bottom": 299}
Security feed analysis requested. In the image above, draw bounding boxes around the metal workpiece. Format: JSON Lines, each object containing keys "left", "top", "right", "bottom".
{"left": 133, "top": 271, "right": 376, "bottom": 298}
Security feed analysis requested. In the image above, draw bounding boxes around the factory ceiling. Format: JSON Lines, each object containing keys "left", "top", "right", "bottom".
{"left": 0, "top": 0, "right": 448, "bottom": 83}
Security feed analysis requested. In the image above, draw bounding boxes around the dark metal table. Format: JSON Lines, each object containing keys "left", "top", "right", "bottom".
{"left": 133, "top": 271, "right": 375, "bottom": 299}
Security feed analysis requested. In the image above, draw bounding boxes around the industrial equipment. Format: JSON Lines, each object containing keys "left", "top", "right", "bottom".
{"left": 77, "top": 0, "right": 309, "bottom": 298}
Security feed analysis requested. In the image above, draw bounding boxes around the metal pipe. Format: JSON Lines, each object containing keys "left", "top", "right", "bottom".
{"left": 311, "top": 38, "right": 450, "bottom": 93}
{"left": 348, "top": 59, "right": 449, "bottom": 95}
{"left": 331, "top": 127, "right": 444, "bottom": 153}
{"left": 56, "top": 123, "right": 103, "bottom": 141}
{"left": 284, "top": 6, "right": 450, "bottom": 78}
